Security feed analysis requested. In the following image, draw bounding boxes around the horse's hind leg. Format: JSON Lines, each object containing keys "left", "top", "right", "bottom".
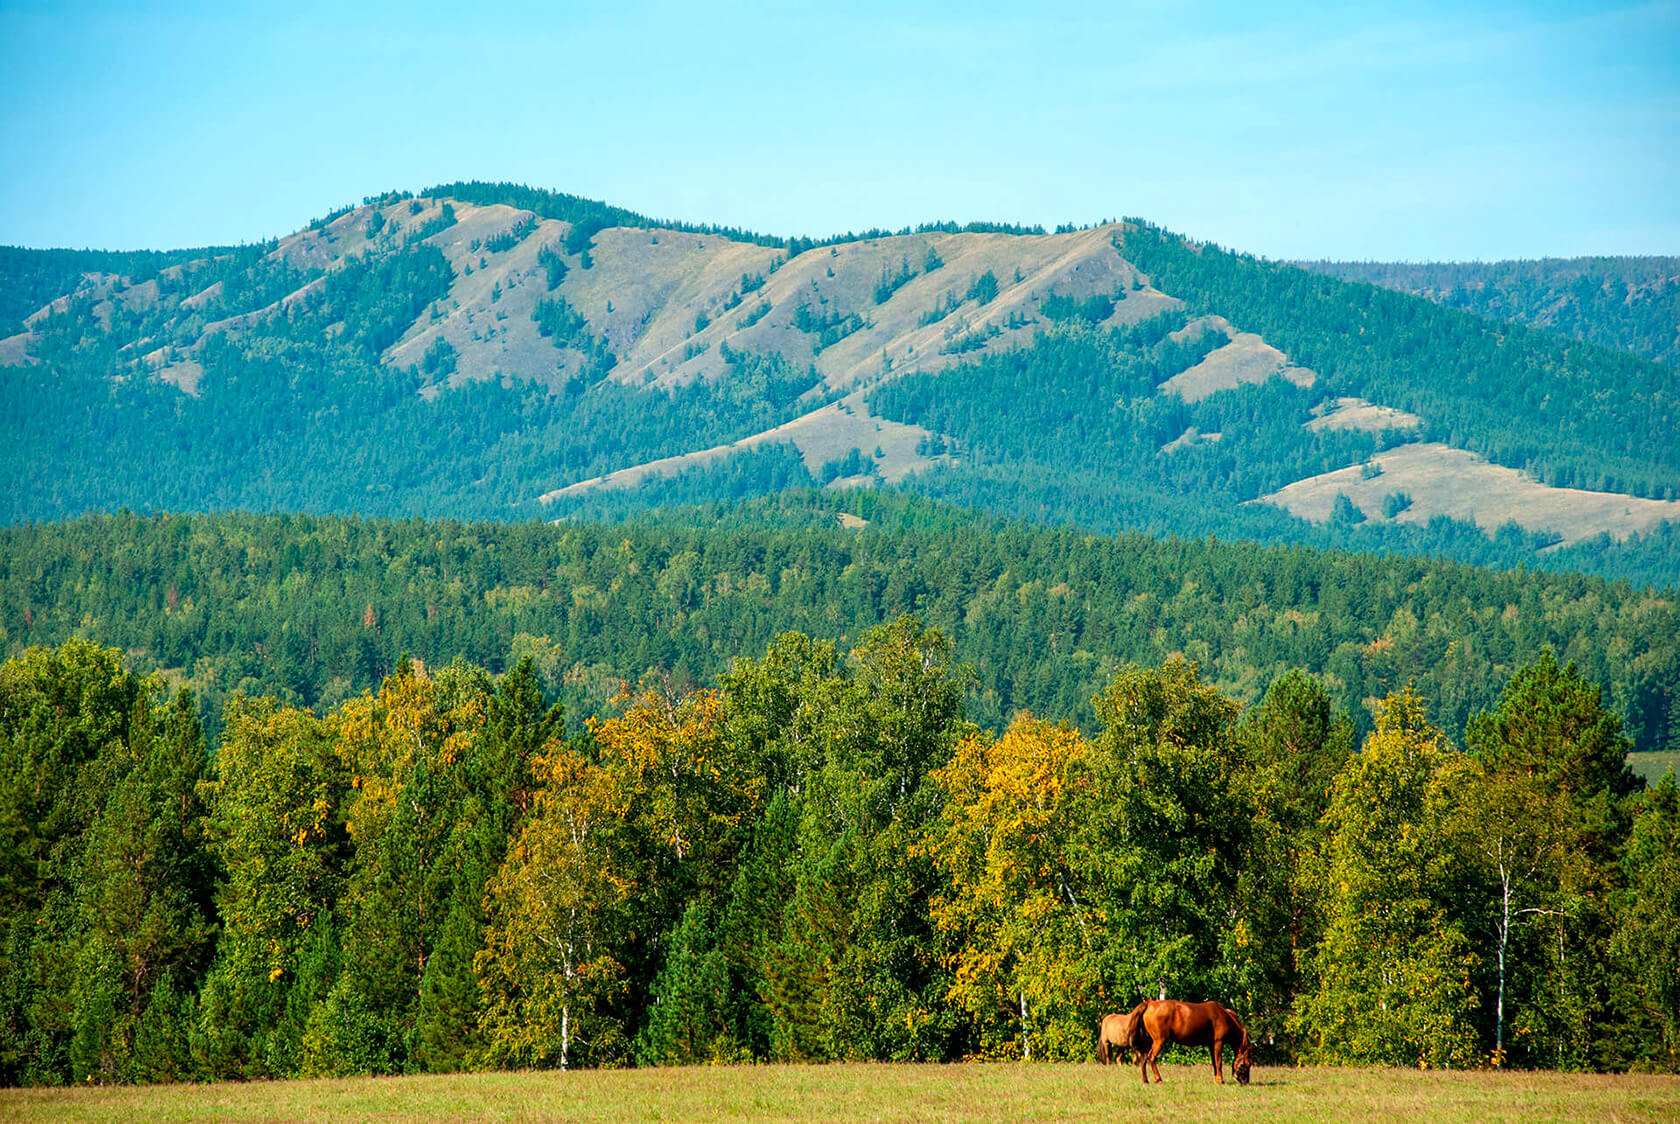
{"left": 1145, "top": 1041, "right": 1165, "bottom": 1084}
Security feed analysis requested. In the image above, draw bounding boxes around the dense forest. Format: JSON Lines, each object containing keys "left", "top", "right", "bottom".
{"left": 2, "top": 497, "right": 1677, "bottom": 757}
{"left": 1298, "top": 256, "right": 1680, "bottom": 369}
{"left": 861, "top": 312, "right": 1680, "bottom": 590}
{"left": 2, "top": 625, "right": 1676, "bottom": 1084}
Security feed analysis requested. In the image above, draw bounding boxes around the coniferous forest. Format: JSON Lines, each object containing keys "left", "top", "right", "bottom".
{"left": 3, "top": 496, "right": 1677, "bottom": 751}
{"left": 1297, "top": 255, "right": 1680, "bottom": 369}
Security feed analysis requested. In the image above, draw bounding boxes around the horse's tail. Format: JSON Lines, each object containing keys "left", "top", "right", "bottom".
{"left": 1128, "top": 1000, "right": 1150, "bottom": 1048}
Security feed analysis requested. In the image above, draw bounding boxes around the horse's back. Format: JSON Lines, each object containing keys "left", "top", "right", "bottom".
{"left": 1143, "top": 999, "right": 1230, "bottom": 1047}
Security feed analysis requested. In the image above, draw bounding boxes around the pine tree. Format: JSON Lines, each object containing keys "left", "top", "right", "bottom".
{"left": 1233, "top": 670, "right": 1354, "bottom": 1049}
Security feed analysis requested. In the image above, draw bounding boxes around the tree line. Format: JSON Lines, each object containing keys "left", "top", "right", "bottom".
{"left": 2, "top": 627, "right": 1676, "bottom": 1085}
{"left": 3, "top": 499, "right": 1677, "bottom": 755}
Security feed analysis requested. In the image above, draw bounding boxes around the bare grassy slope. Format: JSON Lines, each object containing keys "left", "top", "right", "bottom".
{"left": 1262, "top": 442, "right": 1680, "bottom": 544}
{"left": 541, "top": 389, "right": 952, "bottom": 498}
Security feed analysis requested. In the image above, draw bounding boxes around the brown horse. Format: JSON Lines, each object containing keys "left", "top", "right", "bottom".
{"left": 1096, "top": 1006, "right": 1149, "bottom": 1065}
{"left": 1133, "top": 1000, "right": 1251, "bottom": 1085}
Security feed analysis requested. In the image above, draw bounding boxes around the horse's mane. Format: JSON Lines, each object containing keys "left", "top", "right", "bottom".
{"left": 1227, "top": 1004, "right": 1252, "bottom": 1056}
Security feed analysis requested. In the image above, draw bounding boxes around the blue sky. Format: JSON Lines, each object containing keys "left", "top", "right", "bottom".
{"left": 2, "top": 1, "right": 1676, "bottom": 260}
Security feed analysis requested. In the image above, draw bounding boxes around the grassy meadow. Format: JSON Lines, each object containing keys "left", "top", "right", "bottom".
{"left": 4, "top": 1062, "right": 1677, "bottom": 1124}
{"left": 1629, "top": 750, "right": 1680, "bottom": 786}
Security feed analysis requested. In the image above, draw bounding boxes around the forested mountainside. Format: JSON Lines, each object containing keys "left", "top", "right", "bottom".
{"left": 0, "top": 245, "right": 236, "bottom": 340}
{"left": 4, "top": 183, "right": 1679, "bottom": 587}
{"left": 1298, "top": 256, "right": 1680, "bottom": 369}
{"left": 3, "top": 496, "right": 1676, "bottom": 756}
{"left": 3, "top": 623, "right": 1675, "bottom": 1082}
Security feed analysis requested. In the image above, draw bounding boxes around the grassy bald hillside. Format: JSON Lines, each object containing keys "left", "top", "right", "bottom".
{"left": 4, "top": 183, "right": 1679, "bottom": 586}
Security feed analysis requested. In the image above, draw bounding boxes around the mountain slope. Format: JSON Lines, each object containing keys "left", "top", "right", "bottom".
{"left": 1298, "top": 256, "right": 1680, "bottom": 368}
{"left": 4, "top": 184, "right": 1679, "bottom": 587}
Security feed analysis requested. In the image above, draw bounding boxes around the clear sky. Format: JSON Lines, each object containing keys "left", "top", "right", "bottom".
{"left": 2, "top": 1, "right": 1676, "bottom": 261}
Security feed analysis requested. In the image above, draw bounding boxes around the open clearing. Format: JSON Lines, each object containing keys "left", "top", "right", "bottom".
{"left": 1630, "top": 750, "right": 1680, "bottom": 785}
{"left": 539, "top": 390, "right": 948, "bottom": 500}
{"left": 1306, "top": 396, "right": 1422, "bottom": 433}
{"left": 1262, "top": 441, "right": 1680, "bottom": 545}
{"left": 1157, "top": 328, "right": 1316, "bottom": 402}
{"left": 5, "top": 1062, "right": 1677, "bottom": 1124}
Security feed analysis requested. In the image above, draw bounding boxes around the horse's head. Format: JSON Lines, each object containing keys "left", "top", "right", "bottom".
{"left": 1234, "top": 1038, "right": 1252, "bottom": 1085}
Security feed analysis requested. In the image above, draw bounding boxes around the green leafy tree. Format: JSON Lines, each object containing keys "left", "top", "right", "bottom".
{"left": 196, "top": 697, "right": 347, "bottom": 1078}
{"left": 1450, "top": 764, "right": 1573, "bottom": 1067}
{"left": 69, "top": 688, "right": 216, "bottom": 1081}
{"left": 411, "top": 657, "right": 556, "bottom": 1072}
{"left": 1466, "top": 650, "right": 1642, "bottom": 1069}
{"left": 1615, "top": 774, "right": 1680, "bottom": 1069}
{"left": 0, "top": 644, "right": 214, "bottom": 1085}
{"left": 1233, "top": 670, "right": 1354, "bottom": 1051}
{"left": 806, "top": 616, "right": 970, "bottom": 1061}
{"left": 1073, "top": 658, "right": 1248, "bottom": 1006}
{"left": 1293, "top": 687, "right": 1481, "bottom": 1068}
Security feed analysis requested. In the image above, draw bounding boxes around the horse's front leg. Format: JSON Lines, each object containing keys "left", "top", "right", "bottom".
{"left": 1211, "top": 1035, "right": 1224, "bottom": 1083}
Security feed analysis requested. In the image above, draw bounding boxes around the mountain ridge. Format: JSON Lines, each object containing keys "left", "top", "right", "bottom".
{"left": 4, "top": 182, "right": 1678, "bottom": 587}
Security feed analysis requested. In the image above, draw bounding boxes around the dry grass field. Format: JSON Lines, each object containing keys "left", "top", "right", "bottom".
{"left": 5, "top": 1061, "right": 1677, "bottom": 1124}
{"left": 1260, "top": 441, "right": 1680, "bottom": 544}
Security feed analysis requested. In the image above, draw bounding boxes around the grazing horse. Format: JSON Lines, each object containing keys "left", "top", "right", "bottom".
{"left": 1134, "top": 999, "right": 1251, "bottom": 1085}
{"left": 1096, "top": 1004, "right": 1149, "bottom": 1065}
